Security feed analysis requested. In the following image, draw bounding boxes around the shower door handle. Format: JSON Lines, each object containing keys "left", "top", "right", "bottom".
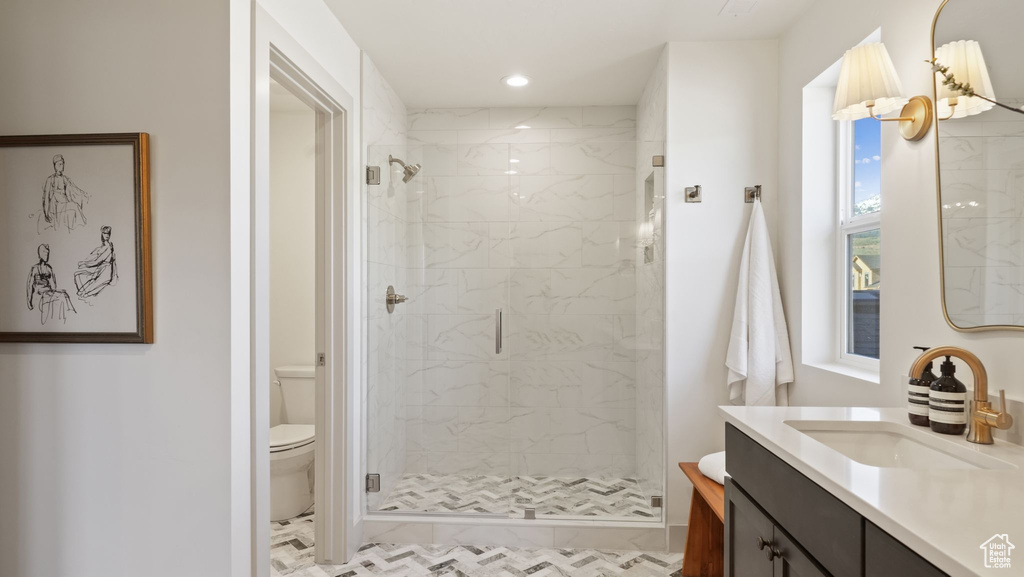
{"left": 495, "top": 308, "right": 503, "bottom": 354}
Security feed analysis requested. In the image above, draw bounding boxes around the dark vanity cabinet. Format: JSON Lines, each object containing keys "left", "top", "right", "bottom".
{"left": 864, "top": 522, "right": 948, "bottom": 577}
{"left": 725, "top": 478, "right": 774, "bottom": 577}
{"left": 725, "top": 424, "right": 949, "bottom": 577}
{"left": 726, "top": 479, "right": 828, "bottom": 577}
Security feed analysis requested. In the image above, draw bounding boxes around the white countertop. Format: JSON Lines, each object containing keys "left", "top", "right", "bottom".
{"left": 719, "top": 406, "right": 1024, "bottom": 577}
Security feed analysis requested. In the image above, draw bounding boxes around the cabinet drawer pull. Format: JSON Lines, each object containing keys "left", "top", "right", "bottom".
{"left": 766, "top": 546, "right": 782, "bottom": 562}
{"left": 757, "top": 537, "right": 769, "bottom": 550}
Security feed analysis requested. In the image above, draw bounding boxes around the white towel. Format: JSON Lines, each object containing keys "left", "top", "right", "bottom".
{"left": 697, "top": 451, "right": 727, "bottom": 485}
{"left": 726, "top": 199, "right": 794, "bottom": 406}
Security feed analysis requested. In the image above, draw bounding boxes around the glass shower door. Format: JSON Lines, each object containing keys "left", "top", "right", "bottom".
{"left": 364, "top": 143, "right": 411, "bottom": 513}
{"left": 507, "top": 134, "right": 663, "bottom": 523}
{"left": 366, "top": 142, "right": 514, "bottom": 516}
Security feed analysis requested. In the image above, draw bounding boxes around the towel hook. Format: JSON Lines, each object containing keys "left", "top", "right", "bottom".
{"left": 744, "top": 185, "right": 762, "bottom": 203}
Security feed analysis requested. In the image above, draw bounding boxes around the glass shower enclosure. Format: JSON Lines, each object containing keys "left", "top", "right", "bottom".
{"left": 365, "top": 126, "right": 664, "bottom": 522}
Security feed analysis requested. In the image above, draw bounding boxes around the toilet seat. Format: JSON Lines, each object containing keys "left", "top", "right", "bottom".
{"left": 270, "top": 424, "right": 315, "bottom": 453}
{"left": 269, "top": 425, "right": 315, "bottom": 521}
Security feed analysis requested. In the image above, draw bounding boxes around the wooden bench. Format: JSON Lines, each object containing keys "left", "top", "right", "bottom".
{"left": 679, "top": 462, "right": 725, "bottom": 577}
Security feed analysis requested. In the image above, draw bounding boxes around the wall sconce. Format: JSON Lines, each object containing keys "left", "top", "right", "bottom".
{"left": 832, "top": 42, "right": 932, "bottom": 141}
{"left": 934, "top": 40, "right": 995, "bottom": 119}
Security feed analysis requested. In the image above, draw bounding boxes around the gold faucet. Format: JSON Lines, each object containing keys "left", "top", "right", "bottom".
{"left": 908, "top": 346, "right": 1014, "bottom": 444}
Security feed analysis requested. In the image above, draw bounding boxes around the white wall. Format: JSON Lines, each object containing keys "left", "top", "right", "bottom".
{"left": 269, "top": 104, "right": 317, "bottom": 427}
{"left": 777, "top": 0, "right": 1024, "bottom": 420}
{"left": 663, "top": 40, "right": 779, "bottom": 537}
{"left": 0, "top": 1, "right": 234, "bottom": 575}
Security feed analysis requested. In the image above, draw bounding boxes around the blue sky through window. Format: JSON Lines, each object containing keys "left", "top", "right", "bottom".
{"left": 853, "top": 117, "right": 881, "bottom": 214}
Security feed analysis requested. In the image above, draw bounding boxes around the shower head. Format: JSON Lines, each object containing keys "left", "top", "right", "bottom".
{"left": 401, "top": 163, "right": 421, "bottom": 183}
{"left": 388, "top": 155, "right": 422, "bottom": 183}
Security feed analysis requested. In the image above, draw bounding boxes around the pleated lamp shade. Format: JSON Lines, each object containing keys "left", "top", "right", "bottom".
{"left": 832, "top": 42, "right": 908, "bottom": 121}
{"left": 935, "top": 40, "right": 996, "bottom": 119}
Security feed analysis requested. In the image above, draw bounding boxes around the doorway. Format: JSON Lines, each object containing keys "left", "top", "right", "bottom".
{"left": 266, "top": 76, "right": 318, "bottom": 554}
{"left": 250, "top": 16, "right": 358, "bottom": 572}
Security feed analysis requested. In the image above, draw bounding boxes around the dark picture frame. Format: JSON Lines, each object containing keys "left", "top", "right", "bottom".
{"left": 0, "top": 133, "right": 153, "bottom": 343}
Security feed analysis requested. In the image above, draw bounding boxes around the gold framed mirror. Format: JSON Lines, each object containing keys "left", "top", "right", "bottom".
{"left": 932, "top": 0, "right": 1024, "bottom": 332}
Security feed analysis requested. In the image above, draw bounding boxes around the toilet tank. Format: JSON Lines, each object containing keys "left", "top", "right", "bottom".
{"left": 275, "top": 365, "right": 315, "bottom": 425}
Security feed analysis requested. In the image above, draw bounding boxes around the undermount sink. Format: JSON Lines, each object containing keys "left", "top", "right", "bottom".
{"left": 785, "top": 420, "right": 1017, "bottom": 470}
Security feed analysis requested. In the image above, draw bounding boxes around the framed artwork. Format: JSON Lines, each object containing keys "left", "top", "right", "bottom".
{"left": 0, "top": 133, "right": 152, "bottom": 343}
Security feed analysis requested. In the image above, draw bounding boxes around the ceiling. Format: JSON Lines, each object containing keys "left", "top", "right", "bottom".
{"left": 325, "top": 0, "right": 817, "bottom": 108}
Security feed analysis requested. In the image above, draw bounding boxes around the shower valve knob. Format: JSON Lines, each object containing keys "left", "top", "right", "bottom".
{"left": 385, "top": 285, "right": 407, "bottom": 313}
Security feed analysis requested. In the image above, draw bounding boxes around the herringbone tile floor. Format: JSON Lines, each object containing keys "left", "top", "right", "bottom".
{"left": 379, "top": 474, "right": 513, "bottom": 515}
{"left": 512, "top": 476, "right": 655, "bottom": 519}
{"left": 377, "top": 474, "right": 656, "bottom": 520}
{"left": 270, "top": 512, "right": 683, "bottom": 577}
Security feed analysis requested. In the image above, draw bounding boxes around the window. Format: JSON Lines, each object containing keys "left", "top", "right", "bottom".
{"left": 838, "top": 118, "right": 881, "bottom": 363}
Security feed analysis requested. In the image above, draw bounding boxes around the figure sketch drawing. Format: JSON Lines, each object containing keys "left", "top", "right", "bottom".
{"left": 40, "top": 154, "right": 89, "bottom": 233}
{"left": 15, "top": 154, "right": 122, "bottom": 328}
{"left": 26, "top": 243, "right": 76, "bottom": 325}
{"left": 75, "top": 226, "right": 118, "bottom": 301}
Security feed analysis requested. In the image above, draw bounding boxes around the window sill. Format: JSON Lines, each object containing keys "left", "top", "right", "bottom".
{"left": 804, "top": 360, "right": 881, "bottom": 385}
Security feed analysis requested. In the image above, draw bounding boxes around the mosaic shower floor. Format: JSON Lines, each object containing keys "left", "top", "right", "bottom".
{"left": 270, "top": 512, "right": 682, "bottom": 577}
{"left": 377, "top": 473, "right": 657, "bottom": 520}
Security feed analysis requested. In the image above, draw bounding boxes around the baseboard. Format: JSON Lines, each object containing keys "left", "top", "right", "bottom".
{"left": 668, "top": 524, "right": 688, "bottom": 553}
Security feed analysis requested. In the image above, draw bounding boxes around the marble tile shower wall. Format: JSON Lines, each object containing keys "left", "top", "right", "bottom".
{"left": 363, "top": 54, "right": 409, "bottom": 510}
{"left": 938, "top": 104, "right": 1024, "bottom": 327}
{"left": 634, "top": 50, "right": 668, "bottom": 504}
{"left": 401, "top": 106, "right": 641, "bottom": 479}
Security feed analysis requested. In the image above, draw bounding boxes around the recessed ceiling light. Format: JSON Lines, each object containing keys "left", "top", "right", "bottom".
{"left": 502, "top": 74, "right": 530, "bottom": 87}
{"left": 515, "top": 125, "right": 531, "bottom": 130}
{"left": 505, "top": 170, "right": 519, "bottom": 175}
{"left": 509, "top": 158, "right": 520, "bottom": 164}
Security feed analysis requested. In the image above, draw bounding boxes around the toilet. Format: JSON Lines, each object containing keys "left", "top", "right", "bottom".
{"left": 270, "top": 365, "right": 315, "bottom": 522}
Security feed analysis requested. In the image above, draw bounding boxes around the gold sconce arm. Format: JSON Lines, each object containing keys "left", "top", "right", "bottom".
{"left": 864, "top": 96, "right": 934, "bottom": 141}
{"left": 867, "top": 103, "right": 917, "bottom": 123}
{"left": 871, "top": 114, "right": 918, "bottom": 122}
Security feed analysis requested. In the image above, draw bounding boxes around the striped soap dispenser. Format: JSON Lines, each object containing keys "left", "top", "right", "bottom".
{"left": 929, "top": 356, "right": 968, "bottom": 435}
{"left": 907, "top": 346, "right": 937, "bottom": 426}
